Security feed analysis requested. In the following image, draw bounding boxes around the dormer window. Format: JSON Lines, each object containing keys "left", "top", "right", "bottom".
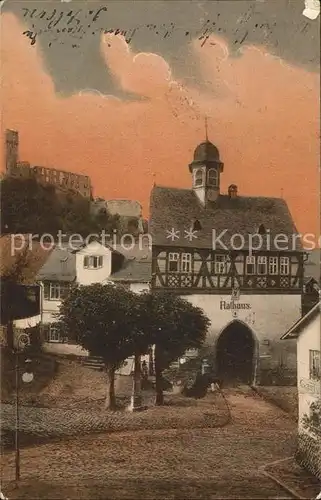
{"left": 228, "top": 184, "right": 238, "bottom": 198}
{"left": 257, "top": 224, "right": 266, "bottom": 235}
{"left": 207, "top": 168, "right": 218, "bottom": 187}
{"left": 194, "top": 169, "right": 203, "bottom": 187}
{"left": 193, "top": 219, "right": 202, "bottom": 231}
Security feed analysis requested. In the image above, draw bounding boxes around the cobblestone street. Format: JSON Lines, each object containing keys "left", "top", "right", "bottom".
{"left": 1, "top": 390, "right": 229, "bottom": 445}
{"left": 1, "top": 390, "right": 299, "bottom": 499}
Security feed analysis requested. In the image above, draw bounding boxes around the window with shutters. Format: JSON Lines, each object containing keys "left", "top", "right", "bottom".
{"left": 257, "top": 256, "right": 267, "bottom": 275}
{"left": 83, "top": 255, "right": 103, "bottom": 269}
{"left": 269, "top": 256, "right": 278, "bottom": 275}
{"left": 245, "top": 255, "right": 256, "bottom": 275}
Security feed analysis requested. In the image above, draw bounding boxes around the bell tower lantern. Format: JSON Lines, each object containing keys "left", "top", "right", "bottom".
{"left": 189, "top": 138, "right": 224, "bottom": 206}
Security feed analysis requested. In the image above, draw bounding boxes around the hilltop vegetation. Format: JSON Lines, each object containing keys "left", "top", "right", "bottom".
{"left": 0, "top": 177, "right": 120, "bottom": 236}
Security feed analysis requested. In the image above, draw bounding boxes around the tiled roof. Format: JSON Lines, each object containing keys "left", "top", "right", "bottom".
{"left": 109, "top": 259, "right": 151, "bottom": 283}
{"left": 112, "top": 243, "right": 151, "bottom": 260}
{"left": 281, "top": 301, "right": 320, "bottom": 339}
{"left": 0, "top": 234, "right": 52, "bottom": 284}
{"left": 304, "top": 248, "right": 320, "bottom": 281}
{"left": 149, "top": 186, "right": 302, "bottom": 251}
{"left": 303, "top": 276, "right": 319, "bottom": 285}
{"left": 36, "top": 246, "right": 76, "bottom": 282}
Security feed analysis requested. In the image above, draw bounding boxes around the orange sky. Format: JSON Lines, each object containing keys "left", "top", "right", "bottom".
{"left": 1, "top": 13, "right": 319, "bottom": 237}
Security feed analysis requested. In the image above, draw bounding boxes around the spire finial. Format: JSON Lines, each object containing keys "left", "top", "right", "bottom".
{"left": 205, "top": 115, "right": 208, "bottom": 142}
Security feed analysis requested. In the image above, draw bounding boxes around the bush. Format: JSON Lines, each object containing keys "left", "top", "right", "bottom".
{"left": 302, "top": 400, "right": 321, "bottom": 438}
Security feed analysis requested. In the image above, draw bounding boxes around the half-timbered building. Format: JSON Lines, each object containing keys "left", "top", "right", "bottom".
{"left": 149, "top": 139, "right": 304, "bottom": 385}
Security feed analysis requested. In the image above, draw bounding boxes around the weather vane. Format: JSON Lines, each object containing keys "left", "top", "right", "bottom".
{"left": 205, "top": 116, "right": 208, "bottom": 141}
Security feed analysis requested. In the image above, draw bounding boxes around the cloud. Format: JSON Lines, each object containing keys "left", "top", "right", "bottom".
{"left": 101, "top": 33, "right": 172, "bottom": 98}
{"left": 1, "top": 13, "right": 319, "bottom": 237}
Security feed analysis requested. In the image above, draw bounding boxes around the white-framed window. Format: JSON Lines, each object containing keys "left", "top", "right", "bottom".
{"left": 181, "top": 253, "right": 192, "bottom": 273}
{"left": 44, "top": 282, "right": 69, "bottom": 301}
{"left": 214, "top": 254, "right": 227, "bottom": 274}
{"left": 280, "top": 256, "right": 290, "bottom": 275}
{"left": 245, "top": 255, "right": 256, "bottom": 275}
{"left": 168, "top": 252, "right": 179, "bottom": 272}
{"left": 50, "top": 282, "right": 61, "bottom": 300}
{"left": 309, "top": 350, "right": 320, "bottom": 380}
{"left": 83, "top": 255, "right": 103, "bottom": 269}
{"left": 269, "top": 256, "right": 278, "bottom": 275}
{"left": 194, "top": 169, "right": 203, "bottom": 187}
{"left": 257, "top": 256, "right": 267, "bottom": 275}
{"left": 48, "top": 324, "right": 61, "bottom": 343}
{"left": 207, "top": 168, "right": 218, "bottom": 187}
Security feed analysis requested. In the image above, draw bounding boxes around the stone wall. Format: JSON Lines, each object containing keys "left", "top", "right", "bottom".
{"left": 296, "top": 432, "right": 321, "bottom": 479}
{"left": 106, "top": 199, "right": 142, "bottom": 218}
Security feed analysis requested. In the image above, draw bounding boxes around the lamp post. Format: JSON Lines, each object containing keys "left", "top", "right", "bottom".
{"left": 14, "top": 332, "right": 33, "bottom": 483}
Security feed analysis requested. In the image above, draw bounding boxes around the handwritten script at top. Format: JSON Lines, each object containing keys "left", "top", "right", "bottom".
{"left": 20, "top": 6, "right": 282, "bottom": 49}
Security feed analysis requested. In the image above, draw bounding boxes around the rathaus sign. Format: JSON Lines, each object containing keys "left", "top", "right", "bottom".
{"left": 220, "top": 301, "right": 251, "bottom": 310}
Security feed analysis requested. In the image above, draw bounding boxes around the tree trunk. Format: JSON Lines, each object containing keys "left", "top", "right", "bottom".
{"left": 129, "top": 353, "right": 142, "bottom": 411}
{"left": 105, "top": 365, "right": 116, "bottom": 410}
{"left": 148, "top": 346, "right": 155, "bottom": 376}
{"left": 154, "top": 345, "right": 164, "bottom": 406}
{"left": 7, "top": 321, "right": 14, "bottom": 351}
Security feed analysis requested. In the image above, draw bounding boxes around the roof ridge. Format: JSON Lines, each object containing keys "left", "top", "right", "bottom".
{"left": 152, "top": 186, "right": 286, "bottom": 202}
{"left": 153, "top": 185, "right": 192, "bottom": 192}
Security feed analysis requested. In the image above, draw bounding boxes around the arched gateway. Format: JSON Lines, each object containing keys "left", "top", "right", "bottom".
{"left": 216, "top": 320, "right": 257, "bottom": 385}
